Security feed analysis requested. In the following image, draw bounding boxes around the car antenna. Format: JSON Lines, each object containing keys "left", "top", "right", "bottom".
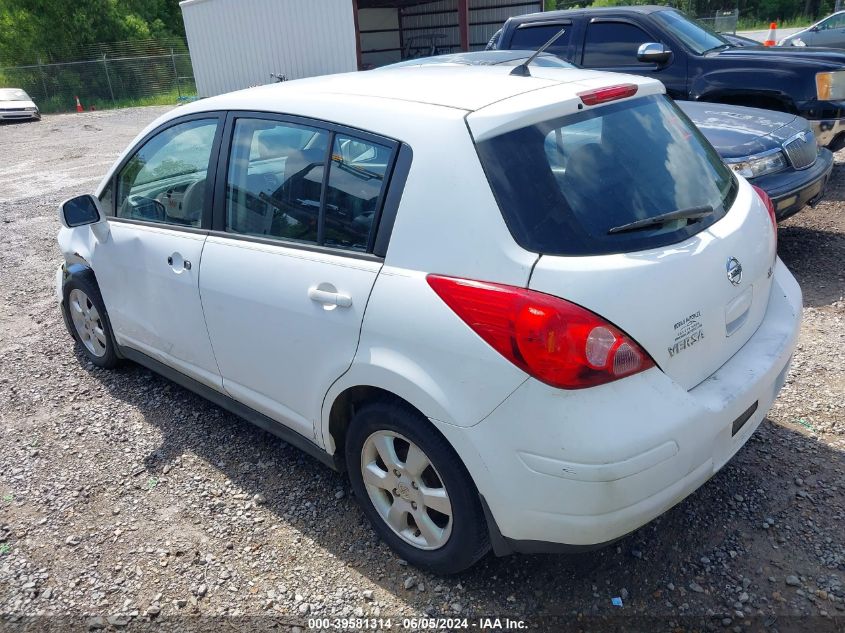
{"left": 510, "top": 26, "right": 567, "bottom": 77}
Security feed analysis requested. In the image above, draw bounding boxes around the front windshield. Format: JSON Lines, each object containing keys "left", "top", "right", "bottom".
{"left": 0, "top": 88, "right": 30, "bottom": 101}
{"left": 652, "top": 10, "right": 730, "bottom": 54}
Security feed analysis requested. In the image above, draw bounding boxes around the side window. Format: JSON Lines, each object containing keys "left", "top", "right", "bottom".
{"left": 225, "top": 118, "right": 393, "bottom": 253}
{"left": 116, "top": 119, "right": 218, "bottom": 227}
{"left": 323, "top": 135, "right": 391, "bottom": 251}
{"left": 818, "top": 16, "right": 838, "bottom": 30}
{"left": 510, "top": 24, "right": 571, "bottom": 56}
{"left": 822, "top": 14, "right": 845, "bottom": 29}
{"left": 582, "top": 22, "right": 652, "bottom": 67}
{"left": 225, "top": 119, "right": 329, "bottom": 244}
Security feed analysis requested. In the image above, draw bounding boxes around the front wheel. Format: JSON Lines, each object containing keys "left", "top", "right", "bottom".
{"left": 345, "top": 400, "right": 490, "bottom": 574}
{"left": 62, "top": 271, "right": 119, "bottom": 369}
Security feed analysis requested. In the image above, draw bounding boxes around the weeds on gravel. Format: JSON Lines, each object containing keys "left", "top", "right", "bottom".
{"left": 796, "top": 418, "right": 818, "bottom": 433}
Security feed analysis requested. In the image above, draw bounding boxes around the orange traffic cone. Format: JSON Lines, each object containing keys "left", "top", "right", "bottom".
{"left": 763, "top": 22, "right": 777, "bottom": 46}
{"left": 75, "top": 95, "right": 84, "bottom": 112}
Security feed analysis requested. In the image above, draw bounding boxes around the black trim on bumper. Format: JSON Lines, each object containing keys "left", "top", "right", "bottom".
{"left": 479, "top": 495, "right": 624, "bottom": 556}
{"left": 751, "top": 147, "right": 834, "bottom": 221}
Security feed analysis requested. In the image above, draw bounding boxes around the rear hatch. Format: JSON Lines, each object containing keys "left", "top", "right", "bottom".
{"left": 471, "top": 88, "right": 777, "bottom": 390}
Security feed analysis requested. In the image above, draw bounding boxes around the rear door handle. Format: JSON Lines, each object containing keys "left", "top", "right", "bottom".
{"left": 308, "top": 287, "right": 352, "bottom": 308}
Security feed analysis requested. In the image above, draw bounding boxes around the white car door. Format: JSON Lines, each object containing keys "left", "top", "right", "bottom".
{"left": 199, "top": 115, "right": 398, "bottom": 440}
{"left": 91, "top": 115, "right": 225, "bottom": 390}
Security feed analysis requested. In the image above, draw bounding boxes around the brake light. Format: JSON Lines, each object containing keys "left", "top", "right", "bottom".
{"left": 577, "top": 83, "right": 638, "bottom": 106}
{"left": 752, "top": 185, "right": 777, "bottom": 247}
{"left": 427, "top": 275, "right": 655, "bottom": 389}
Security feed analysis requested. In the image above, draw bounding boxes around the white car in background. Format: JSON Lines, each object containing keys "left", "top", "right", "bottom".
{"left": 0, "top": 88, "right": 40, "bottom": 121}
{"left": 55, "top": 62, "right": 801, "bottom": 574}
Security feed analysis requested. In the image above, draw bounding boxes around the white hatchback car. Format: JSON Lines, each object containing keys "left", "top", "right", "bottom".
{"left": 56, "top": 64, "right": 802, "bottom": 574}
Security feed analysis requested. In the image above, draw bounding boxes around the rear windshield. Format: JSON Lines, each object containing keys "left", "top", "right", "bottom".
{"left": 475, "top": 94, "right": 737, "bottom": 256}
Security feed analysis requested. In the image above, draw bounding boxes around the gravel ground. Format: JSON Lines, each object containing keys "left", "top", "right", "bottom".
{"left": 0, "top": 108, "right": 843, "bottom": 633}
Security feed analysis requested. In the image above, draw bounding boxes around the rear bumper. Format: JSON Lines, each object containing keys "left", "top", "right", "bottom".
{"left": 751, "top": 148, "right": 833, "bottom": 221}
{"left": 438, "top": 259, "right": 802, "bottom": 552}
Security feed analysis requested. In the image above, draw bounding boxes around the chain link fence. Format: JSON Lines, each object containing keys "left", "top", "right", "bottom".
{"left": 0, "top": 39, "right": 196, "bottom": 114}
{"left": 696, "top": 9, "right": 739, "bottom": 33}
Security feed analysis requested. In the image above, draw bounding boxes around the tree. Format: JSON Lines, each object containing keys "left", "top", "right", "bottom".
{"left": 0, "top": 0, "right": 185, "bottom": 65}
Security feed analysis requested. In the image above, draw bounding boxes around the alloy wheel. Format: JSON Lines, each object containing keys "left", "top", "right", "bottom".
{"left": 68, "top": 288, "right": 107, "bottom": 357}
{"left": 360, "top": 430, "right": 453, "bottom": 550}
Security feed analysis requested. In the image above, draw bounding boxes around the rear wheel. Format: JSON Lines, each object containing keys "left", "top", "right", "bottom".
{"left": 62, "top": 272, "right": 118, "bottom": 368}
{"left": 346, "top": 400, "right": 490, "bottom": 574}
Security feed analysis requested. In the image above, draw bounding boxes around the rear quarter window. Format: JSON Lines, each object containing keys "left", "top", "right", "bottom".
{"left": 475, "top": 95, "right": 738, "bottom": 256}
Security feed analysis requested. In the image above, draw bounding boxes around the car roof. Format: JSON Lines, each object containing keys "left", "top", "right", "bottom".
{"left": 383, "top": 50, "right": 566, "bottom": 68}
{"left": 178, "top": 65, "right": 632, "bottom": 115}
{"left": 812, "top": 10, "right": 845, "bottom": 24}
{"left": 509, "top": 4, "right": 672, "bottom": 21}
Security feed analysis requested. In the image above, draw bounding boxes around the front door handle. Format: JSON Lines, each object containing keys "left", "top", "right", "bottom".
{"left": 167, "top": 254, "right": 191, "bottom": 271}
{"left": 308, "top": 287, "right": 352, "bottom": 308}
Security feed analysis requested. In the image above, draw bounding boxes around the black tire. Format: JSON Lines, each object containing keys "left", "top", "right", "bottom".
{"left": 62, "top": 270, "right": 119, "bottom": 369}
{"left": 346, "top": 400, "right": 490, "bottom": 574}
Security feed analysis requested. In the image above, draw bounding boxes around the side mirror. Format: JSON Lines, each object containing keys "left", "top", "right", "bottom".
{"left": 637, "top": 42, "right": 672, "bottom": 65}
{"left": 59, "top": 194, "right": 103, "bottom": 228}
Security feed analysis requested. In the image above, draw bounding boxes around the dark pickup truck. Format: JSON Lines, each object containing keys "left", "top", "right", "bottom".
{"left": 490, "top": 5, "right": 845, "bottom": 150}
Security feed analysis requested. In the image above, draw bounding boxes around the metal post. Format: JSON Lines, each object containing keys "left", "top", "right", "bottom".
{"left": 171, "top": 48, "right": 182, "bottom": 99}
{"left": 351, "top": 0, "right": 363, "bottom": 71}
{"left": 102, "top": 53, "right": 116, "bottom": 106}
{"left": 458, "top": 0, "right": 470, "bottom": 52}
{"left": 37, "top": 57, "right": 48, "bottom": 101}
{"left": 398, "top": 7, "right": 405, "bottom": 60}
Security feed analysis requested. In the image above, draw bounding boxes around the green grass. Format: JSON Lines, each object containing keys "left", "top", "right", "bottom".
{"left": 736, "top": 16, "right": 813, "bottom": 31}
{"left": 38, "top": 89, "right": 197, "bottom": 114}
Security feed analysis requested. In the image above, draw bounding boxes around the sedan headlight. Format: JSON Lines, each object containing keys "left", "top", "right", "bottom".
{"left": 816, "top": 70, "right": 845, "bottom": 100}
{"left": 725, "top": 150, "right": 787, "bottom": 179}
{"left": 25, "top": 107, "right": 38, "bottom": 111}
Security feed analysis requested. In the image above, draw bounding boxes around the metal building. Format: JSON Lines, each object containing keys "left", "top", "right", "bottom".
{"left": 181, "top": 0, "right": 543, "bottom": 97}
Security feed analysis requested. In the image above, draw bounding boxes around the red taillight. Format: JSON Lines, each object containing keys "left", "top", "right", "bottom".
{"left": 577, "top": 83, "right": 638, "bottom": 106}
{"left": 426, "top": 275, "right": 655, "bottom": 389}
{"left": 752, "top": 185, "right": 777, "bottom": 247}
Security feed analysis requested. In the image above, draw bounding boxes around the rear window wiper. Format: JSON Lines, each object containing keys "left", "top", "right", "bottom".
{"left": 607, "top": 206, "right": 714, "bottom": 235}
